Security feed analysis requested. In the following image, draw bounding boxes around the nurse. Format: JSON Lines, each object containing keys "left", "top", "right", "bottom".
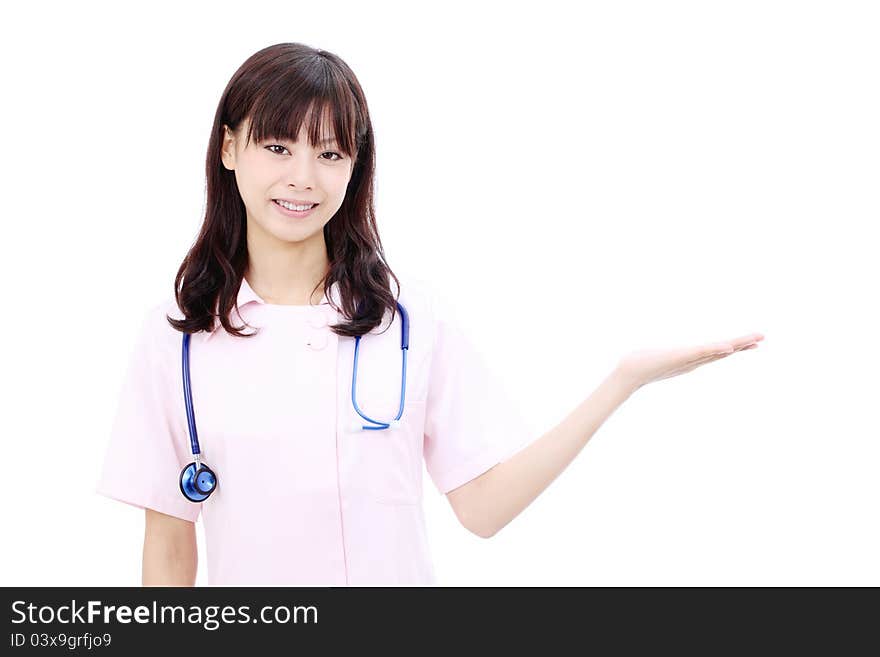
{"left": 96, "top": 42, "right": 763, "bottom": 586}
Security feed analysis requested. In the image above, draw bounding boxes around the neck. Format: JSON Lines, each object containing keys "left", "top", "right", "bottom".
{"left": 245, "top": 225, "right": 330, "bottom": 306}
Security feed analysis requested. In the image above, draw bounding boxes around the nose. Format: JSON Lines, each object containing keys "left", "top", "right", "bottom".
{"left": 284, "top": 149, "right": 317, "bottom": 189}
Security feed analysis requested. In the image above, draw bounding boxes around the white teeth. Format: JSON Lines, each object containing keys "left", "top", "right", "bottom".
{"left": 275, "top": 200, "right": 315, "bottom": 211}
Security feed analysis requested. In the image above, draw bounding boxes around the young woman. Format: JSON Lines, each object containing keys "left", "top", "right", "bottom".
{"left": 96, "top": 42, "right": 763, "bottom": 586}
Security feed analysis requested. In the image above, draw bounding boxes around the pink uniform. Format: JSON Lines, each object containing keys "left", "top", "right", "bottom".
{"left": 96, "top": 276, "right": 533, "bottom": 585}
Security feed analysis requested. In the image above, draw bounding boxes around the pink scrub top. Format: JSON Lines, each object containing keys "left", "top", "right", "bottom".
{"left": 96, "top": 275, "right": 533, "bottom": 585}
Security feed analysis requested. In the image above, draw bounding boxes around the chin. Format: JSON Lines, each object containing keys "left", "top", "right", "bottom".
{"left": 270, "top": 223, "right": 324, "bottom": 243}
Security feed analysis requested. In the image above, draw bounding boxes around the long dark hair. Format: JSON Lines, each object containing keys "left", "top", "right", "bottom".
{"left": 166, "top": 42, "right": 400, "bottom": 339}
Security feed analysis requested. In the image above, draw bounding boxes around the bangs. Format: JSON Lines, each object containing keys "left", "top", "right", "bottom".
{"left": 243, "top": 70, "right": 360, "bottom": 157}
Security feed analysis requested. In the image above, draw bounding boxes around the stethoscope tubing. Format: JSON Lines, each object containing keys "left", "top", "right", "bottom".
{"left": 179, "top": 300, "right": 409, "bottom": 501}
{"left": 351, "top": 301, "right": 409, "bottom": 430}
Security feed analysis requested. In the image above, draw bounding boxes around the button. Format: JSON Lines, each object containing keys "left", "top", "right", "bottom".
{"left": 306, "top": 332, "right": 328, "bottom": 350}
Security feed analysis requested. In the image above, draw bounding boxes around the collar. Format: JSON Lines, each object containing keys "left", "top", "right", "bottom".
{"left": 204, "top": 276, "right": 340, "bottom": 342}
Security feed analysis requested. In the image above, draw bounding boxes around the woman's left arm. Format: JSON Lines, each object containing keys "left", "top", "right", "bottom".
{"left": 449, "top": 332, "right": 764, "bottom": 538}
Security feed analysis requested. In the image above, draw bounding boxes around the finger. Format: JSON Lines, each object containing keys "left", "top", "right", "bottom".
{"left": 688, "top": 341, "right": 760, "bottom": 372}
{"left": 714, "top": 334, "right": 764, "bottom": 352}
{"left": 705, "top": 343, "right": 735, "bottom": 356}
{"left": 701, "top": 343, "right": 750, "bottom": 362}
{"left": 733, "top": 333, "right": 764, "bottom": 345}
{"left": 709, "top": 342, "right": 760, "bottom": 361}
{"left": 691, "top": 351, "right": 731, "bottom": 367}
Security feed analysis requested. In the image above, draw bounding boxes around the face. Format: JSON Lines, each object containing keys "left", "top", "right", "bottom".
{"left": 220, "top": 112, "right": 354, "bottom": 249}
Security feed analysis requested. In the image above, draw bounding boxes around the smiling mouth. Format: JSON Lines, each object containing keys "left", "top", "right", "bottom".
{"left": 273, "top": 199, "right": 319, "bottom": 210}
{"left": 272, "top": 199, "right": 319, "bottom": 218}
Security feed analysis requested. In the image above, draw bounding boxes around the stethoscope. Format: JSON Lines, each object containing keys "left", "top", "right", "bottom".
{"left": 179, "top": 301, "right": 410, "bottom": 502}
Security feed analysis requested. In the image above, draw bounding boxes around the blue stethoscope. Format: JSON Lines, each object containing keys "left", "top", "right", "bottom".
{"left": 179, "top": 301, "right": 410, "bottom": 502}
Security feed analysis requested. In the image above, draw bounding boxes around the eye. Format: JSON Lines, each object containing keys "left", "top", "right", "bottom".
{"left": 265, "top": 144, "right": 344, "bottom": 161}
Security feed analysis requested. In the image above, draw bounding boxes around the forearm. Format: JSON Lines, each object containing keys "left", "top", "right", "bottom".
{"left": 142, "top": 535, "right": 198, "bottom": 586}
{"left": 467, "top": 367, "right": 639, "bottom": 538}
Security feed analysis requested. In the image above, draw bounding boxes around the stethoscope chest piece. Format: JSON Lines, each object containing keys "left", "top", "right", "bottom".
{"left": 179, "top": 462, "right": 217, "bottom": 502}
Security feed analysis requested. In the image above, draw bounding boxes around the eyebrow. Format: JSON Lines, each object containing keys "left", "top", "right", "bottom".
{"left": 264, "top": 134, "right": 340, "bottom": 148}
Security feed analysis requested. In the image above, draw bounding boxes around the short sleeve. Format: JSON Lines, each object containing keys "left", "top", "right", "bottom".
{"left": 423, "top": 289, "right": 535, "bottom": 495}
{"left": 96, "top": 304, "right": 201, "bottom": 522}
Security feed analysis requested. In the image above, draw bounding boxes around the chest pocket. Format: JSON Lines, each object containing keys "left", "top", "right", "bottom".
{"left": 352, "top": 399, "right": 426, "bottom": 505}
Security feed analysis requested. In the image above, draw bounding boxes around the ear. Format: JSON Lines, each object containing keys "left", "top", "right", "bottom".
{"left": 220, "top": 124, "right": 236, "bottom": 171}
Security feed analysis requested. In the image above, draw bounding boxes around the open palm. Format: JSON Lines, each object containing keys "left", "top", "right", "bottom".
{"left": 617, "top": 333, "right": 764, "bottom": 391}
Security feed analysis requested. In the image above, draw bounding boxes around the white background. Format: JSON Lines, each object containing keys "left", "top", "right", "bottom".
{"left": 1, "top": 0, "right": 877, "bottom": 586}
